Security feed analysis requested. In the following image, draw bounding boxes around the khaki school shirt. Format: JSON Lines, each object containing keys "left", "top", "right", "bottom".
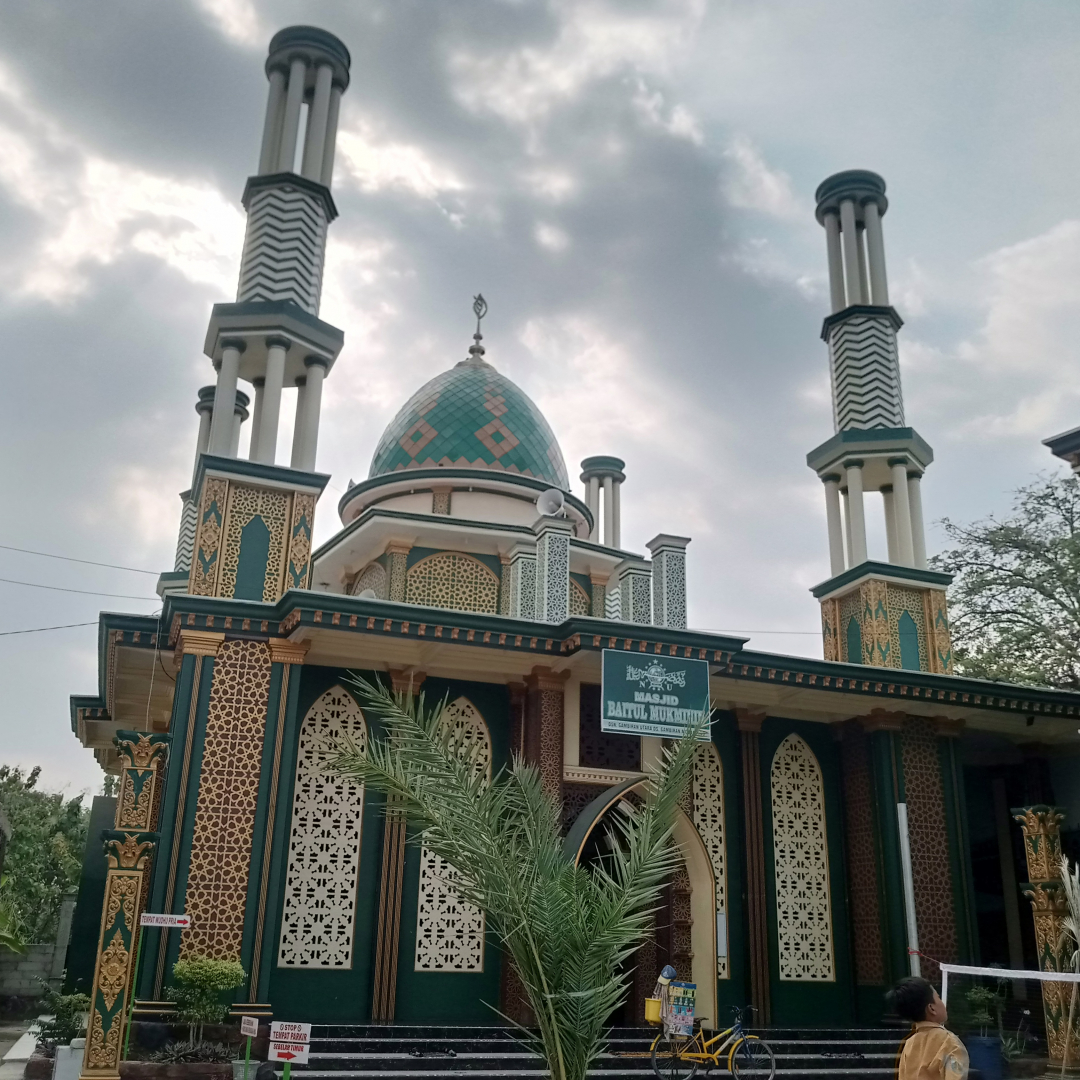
{"left": 898, "top": 1022, "right": 969, "bottom": 1080}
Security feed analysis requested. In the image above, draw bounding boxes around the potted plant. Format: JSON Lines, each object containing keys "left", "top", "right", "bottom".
{"left": 156, "top": 957, "right": 246, "bottom": 1069}
{"left": 963, "top": 983, "right": 1004, "bottom": 1080}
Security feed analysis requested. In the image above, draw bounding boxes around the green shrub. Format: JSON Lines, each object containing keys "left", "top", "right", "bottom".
{"left": 35, "top": 982, "right": 90, "bottom": 1053}
{"left": 150, "top": 1040, "right": 232, "bottom": 1064}
{"left": 164, "top": 958, "right": 246, "bottom": 1041}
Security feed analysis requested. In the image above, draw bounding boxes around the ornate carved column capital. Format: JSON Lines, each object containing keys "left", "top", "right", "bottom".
{"left": 114, "top": 731, "right": 170, "bottom": 770}
{"left": 859, "top": 708, "right": 905, "bottom": 733}
{"left": 387, "top": 668, "right": 426, "bottom": 695}
{"left": 933, "top": 716, "right": 964, "bottom": 738}
{"left": 173, "top": 628, "right": 225, "bottom": 664}
{"left": 734, "top": 707, "right": 766, "bottom": 733}
{"left": 526, "top": 665, "right": 570, "bottom": 692}
{"left": 102, "top": 830, "right": 158, "bottom": 870}
{"left": 268, "top": 637, "right": 310, "bottom": 665}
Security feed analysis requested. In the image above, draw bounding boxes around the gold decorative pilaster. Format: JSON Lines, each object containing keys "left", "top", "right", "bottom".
{"left": 114, "top": 732, "right": 170, "bottom": 832}
{"left": 79, "top": 832, "right": 156, "bottom": 1080}
{"left": 386, "top": 542, "right": 411, "bottom": 602}
{"left": 1013, "top": 805, "right": 1077, "bottom": 1068}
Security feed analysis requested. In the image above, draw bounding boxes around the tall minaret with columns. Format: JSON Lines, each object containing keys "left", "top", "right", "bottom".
{"left": 806, "top": 171, "right": 953, "bottom": 673}
{"left": 163, "top": 26, "right": 350, "bottom": 603}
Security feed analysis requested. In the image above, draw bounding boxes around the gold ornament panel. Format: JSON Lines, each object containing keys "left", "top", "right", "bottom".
{"left": 406, "top": 551, "right": 499, "bottom": 614}
{"left": 181, "top": 639, "right": 272, "bottom": 961}
{"left": 219, "top": 484, "right": 289, "bottom": 603}
{"left": 190, "top": 477, "right": 228, "bottom": 596}
{"left": 770, "top": 734, "right": 835, "bottom": 982}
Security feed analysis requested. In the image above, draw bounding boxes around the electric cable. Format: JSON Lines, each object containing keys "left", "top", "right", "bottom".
{"left": 0, "top": 543, "right": 158, "bottom": 575}
{"left": 0, "top": 621, "right": 97, "bottom": 637}
{"left": 0, "top": 576, "right": 158, "bottom": 600}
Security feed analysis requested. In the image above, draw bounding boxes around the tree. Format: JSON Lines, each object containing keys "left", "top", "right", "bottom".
{"left": 331, "top": 676, "right": 701, "bottom": 1080}
{"left": 0, "top": 766, "right": 88, "bottom": 942}
{"left": 932, "top": 473, "right": 1080, "bottom": 689}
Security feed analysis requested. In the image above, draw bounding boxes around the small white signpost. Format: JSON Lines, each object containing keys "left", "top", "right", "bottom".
{"left": 124, "top": 914, "right": 191, "bottom": 1059}
{"left": 269, "top": 1023, "right": 312, "bottom": 1074}
{"left": 238, "top": 1016, "right": 260, "bottom": 1080}
{"left": 139, "top": 913, "right": 191, "bottom": 928}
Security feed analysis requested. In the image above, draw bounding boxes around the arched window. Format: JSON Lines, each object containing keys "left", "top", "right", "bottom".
{"left": 405, "top": 551, "right": 499, "bottom": 613}
{"left": 570, "top": 579, "right": 590, "bottom": 616}
{"left": 898, "top": 611, "right": 921, "bottom": 671}
{"left": 769, "top": 734, "right": 835, "bottom": 981}
{"left": 351, "top": 561, "right": 387, "bottom": 599}
{"left": 692, "top": 744, "right": 729, "bottom": 979}
{"left": 414, "top": 698, "right": 492, "bottom": 972}
{"left": 846, "top": 616, "right": 863, "bottom": 665}
{"left": 278, "top": 687, "right": 367, "bottom": 968}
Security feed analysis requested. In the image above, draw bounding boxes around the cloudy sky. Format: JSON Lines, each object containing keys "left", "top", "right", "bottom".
{"left": 3, "top": 0, "right": 1080, "bottom": 794}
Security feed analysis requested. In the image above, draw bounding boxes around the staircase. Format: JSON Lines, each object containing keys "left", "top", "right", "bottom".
{"left": 286, "top": 1024, "right": 904, "bottom": 1078}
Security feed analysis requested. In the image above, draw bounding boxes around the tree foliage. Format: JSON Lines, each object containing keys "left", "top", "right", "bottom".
{"left": 165, "top": 957, "right": 247, "bottom": 1041}
{"left": 932, "top": 473, "right": 1080, "bottom": 689}
{"left": 331, "top": 676, "right": 701, "bottom": 1080}
{"left": 0, "top": 766, "right": 88, "bottom": 943}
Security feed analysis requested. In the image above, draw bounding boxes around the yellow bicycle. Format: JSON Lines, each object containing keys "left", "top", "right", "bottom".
{"left": 650, "top": 1005, "right": 776, "bottom": 1079}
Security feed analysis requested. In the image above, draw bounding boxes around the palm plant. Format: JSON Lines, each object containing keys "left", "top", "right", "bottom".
{"left": 1059, "top": 854, "right": 1080, "bottom": 1077}
{"left": 331, "top": 675, "right": 704, "bottom": 1080}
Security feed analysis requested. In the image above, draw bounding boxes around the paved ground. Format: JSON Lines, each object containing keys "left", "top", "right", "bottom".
{"left": 0, "top": 1019, "right": 31, "bottom": 1080}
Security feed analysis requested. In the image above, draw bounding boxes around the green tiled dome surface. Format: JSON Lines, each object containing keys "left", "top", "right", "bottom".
{"left": 369, "top": 357, "right": 570, "bottom": 489}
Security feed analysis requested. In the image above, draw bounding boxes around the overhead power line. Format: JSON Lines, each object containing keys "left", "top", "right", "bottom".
{"left": 0, "top": 621, "right": 97, "bottom": 637}
{"left": 0, "top": 543, "right": 159, "bottom": 575}
{"left": 0, "top": 576, "right": 158, "bottom": 601}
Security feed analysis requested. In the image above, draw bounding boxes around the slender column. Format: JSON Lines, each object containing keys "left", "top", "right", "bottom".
{"left": 845, "top": 461, "right": 868, "bottom": 565}
{"left": 320, "top": 86, "right": 343, "bottom": 187}
{"left": 907, "top": 473, "right": 928, "bottom": 569}
{"left": 291, "top": 358, "right": 327, "bottom": 471}
{"left": 864, "top": 200, "right": 889, "bottom": 305}
{"left": 587, "top": 477, "right": 600, "bottom": 540}
{"left": 195, "top": 396, "right": 213, "bottom": 459}
{"left": 602, "top": 476, "right": 614, "bottom": 546}
{"left": 890, "top": 459, "right": 915, "bottom": 566}
{"left": 247, "top": 378, "right": 265, "bottom": 461}
{"left": 736, "top": 708, "right": 770, "bottom": 1026}
{"left": 255, "top": 339, "right": 288, "bottom": 464}
{"left": 208, "top": 344, "right": 241, "bottom": 455}
{"left": 881, "top": 485, "right": 899, "bottom": 563}
{"left": 258, "top": 67, "right": 287, "bottom": 175}
{"left": 855, "top": 224, "right": 870, "bottom": 306}
{"left": 229, "top": 392, "right": 248, "bottom": 459}
{"left": 301, "top": 64, "right": 333, "bottom": 180}
{"left": 839, "top": 199, "right": 864, "bottom": 306}
{"left": 823, "top": 211, "right": 846, "bottom": 312}
{"left": 842, "top": 488, "right": 853, "bottom": 567}
{"left": 992, "top": 779, "right": 1026, "bottom": 985}
{"left": 276, "top": 57, "right": 307, "bottom": 173}
{"left": 822, "top": 474, "right": 845, "bottom": 575}
{"left": 611, "top": 480, "right": 622, "bottom": 548}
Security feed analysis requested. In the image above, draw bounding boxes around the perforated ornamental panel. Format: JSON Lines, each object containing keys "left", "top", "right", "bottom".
{"left": 278, "top": 687, "right": 367, "bottom": 968}
{"left": 415, "top": 698, "right": 491, "bottom": 972}
{"left": 693, "top": 744, "right": 728, "bottom": 978}
{"left": 406, "top": 551, "right": 499, "bottom": 614}
{"left": 770, "top": 734, "right": 835, "bottom": 981}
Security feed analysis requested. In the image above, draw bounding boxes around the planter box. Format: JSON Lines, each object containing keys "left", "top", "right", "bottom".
{"left": 23, "top": 1054, "right": 52, "bottom": 1080}
{"left": 119, "top": 1065, "right": 231, "bottom": 1079}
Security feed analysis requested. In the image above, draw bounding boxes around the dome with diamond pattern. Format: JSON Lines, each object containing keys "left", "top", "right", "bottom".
{"left": 368, "top": 348, "right": 570, "bottom": 490}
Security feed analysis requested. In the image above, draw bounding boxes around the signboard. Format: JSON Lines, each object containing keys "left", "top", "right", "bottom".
{"left": 665, "top": 981, "right": 696, "bottom": 1036}
{"left": 601, "top": 649, "right": 710, "bottom": 739}
{"left": 240, "top": 1016, "right": 259, "bottom": 1038}
{"left": 270, "top": 1023, "right": 310, "bottom": 1044}
{"left": 140, "top": 913, "right": 191, "bottom": 928}
{"left": 268, "top": 1043, "right": 309, "bottom": 1064}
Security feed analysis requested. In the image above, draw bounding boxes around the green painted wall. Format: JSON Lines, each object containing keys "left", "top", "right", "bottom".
{"left": 759, "top": 717, "right": 854, "bottom": 1026}
{"left": 65, "top": 795, "right": 118, "bottom": 995}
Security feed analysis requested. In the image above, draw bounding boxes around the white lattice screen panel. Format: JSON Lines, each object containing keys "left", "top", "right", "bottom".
{"left": 278, "top": 687, "right": 367, "bottom": 968}
{"left": 415, "top": 697, "right": 491, "bottom": 972}
{"left": 692, "top": 744, "right": 728, "bottom": 978}
{"left": 770, "top": 734, "right": 835, "bottom": 981}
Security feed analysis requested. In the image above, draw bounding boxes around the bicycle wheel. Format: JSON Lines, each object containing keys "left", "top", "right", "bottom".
{"left": 729, "top": 1036, "right": 775, "bottom": 1079}
{"left": 650, "top": 1033, "right": 700, "bottom": 1080}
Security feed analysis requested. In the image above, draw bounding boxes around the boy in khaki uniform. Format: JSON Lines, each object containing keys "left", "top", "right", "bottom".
{"left": 888, "top": 976, "right": 969, "bottom": 1080}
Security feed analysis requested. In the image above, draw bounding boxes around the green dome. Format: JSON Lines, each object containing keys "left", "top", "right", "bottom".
{"left": 368, "top": 354, "right": 570, "bottom": 489}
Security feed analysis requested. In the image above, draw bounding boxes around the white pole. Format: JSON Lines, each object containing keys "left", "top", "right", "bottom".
{"left": 823, "top": 476, "right": 845, "bottom": 575}
{"left": 908, "top": 473, "right": 928, "bottom": 570}
{"left": 864, "top": 200, "right": 890, "bottom": 305}
{"left": 208, "top": 345, "right": 241, "bottom": 456}
{"left": 845, "top": 462, "right": 868, "bottom": 565}
{"left": 291, "top": 360, "right": 326, "bottom": 471}
{"left": 248, "top": 378, "right": 264, "bottom": 461}
{"left": 276, "top": 57, "right": 307, "bottom": 173}
{"left": 602, "top": 476, "right": 614, "bottom": 547}
{"left": 612, "top": 480, "right": 621, "bottom": 549}
{"left": 258, "top": 68, "right": 286, "bottom": 175}
{"left": 823, "top": 212, "right": 846, "bottom": 312}
{"left": 897, "top": 802, "right": 921, "bottom": 978}
{"left": 255, "top": 341, "right": 288, "bottom": 464}
{"left": 882, "top": 487, "right": 899, "bottom": 563}
{"left": 301, "top": 64, "right": 334, "bottom": 180}
{"left": 891, "top": 460, "right": 915, "bottom": 567}
{"left": 321, "top": 86, "right": 343, "bottom": 187}
{"left": 839, "top": 199, "right": 864, "bottom": 306}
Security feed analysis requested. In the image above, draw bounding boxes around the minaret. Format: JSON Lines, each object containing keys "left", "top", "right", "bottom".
{"left": 807, "top": 171, "right": 953, "bottom": 673}
{"left": 164, "top": 27, "right": 350, "bottom": 602}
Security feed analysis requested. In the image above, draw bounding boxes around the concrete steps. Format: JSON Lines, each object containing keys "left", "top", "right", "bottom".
{"left": 276, "top": 1024, "right": 904, "bottom": 1079}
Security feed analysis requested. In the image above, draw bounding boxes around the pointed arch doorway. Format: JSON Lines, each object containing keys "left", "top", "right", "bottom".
{"left": 564, "top": 778, "right": 718, "bottom": 1026}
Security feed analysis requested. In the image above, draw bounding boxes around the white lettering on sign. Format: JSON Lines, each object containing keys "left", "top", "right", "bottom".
{"left": 139, "top": 913, "right": 191, "bottom": 928}
{"left": 268, "top": 1043, "right": 309, "bottom": 1064}
{"left": 269, "top": 1022, "right": 311, "bottom": 1043}
{"left": 240, "top": 1016, "right": 259, "bottom": 1038}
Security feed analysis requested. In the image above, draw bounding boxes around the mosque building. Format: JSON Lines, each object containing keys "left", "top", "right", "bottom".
{"left": 68, "top": 25, "right": 1080, "bottom": 1077}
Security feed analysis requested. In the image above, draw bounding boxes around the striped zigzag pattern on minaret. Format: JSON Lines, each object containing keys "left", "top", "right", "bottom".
{"left": 237, "top": 183, "right": 328, "bottom": 314}
{"left": 174, "top": 495, "right": 197, "bottom": 572}
{"left": 827, "top": 312, "right": 905, "bottom": 431}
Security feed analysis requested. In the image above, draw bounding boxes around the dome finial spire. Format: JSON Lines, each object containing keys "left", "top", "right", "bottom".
{"left": 468, "top": 293, "right": 488, "bottom": 362}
